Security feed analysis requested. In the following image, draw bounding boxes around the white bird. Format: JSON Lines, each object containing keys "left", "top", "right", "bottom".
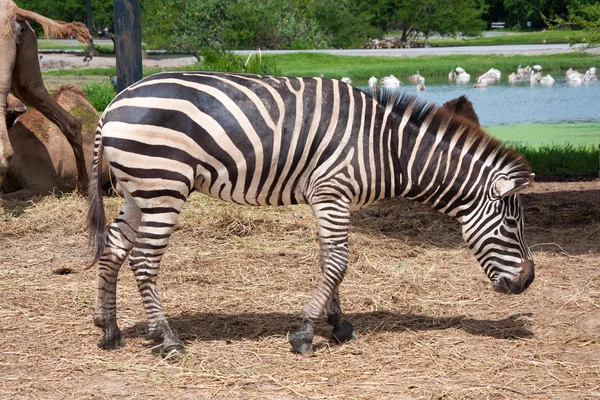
{"left": 455, "top": 66, "right": 466, "bottom": 74}
{"left": 408, "top": 71, "right": 422, "bottom": 84}
{"left": 565, "top": 68, "right": 578, "bottom": 77}
{"left": 341, "top": 77, "right": 352, "bottom": 85}
{"left": 508, "top": 72, "right": 523, "bottom": 82}
{"left": 530, "top": 71, "right": 542, "bottom": 84}
{"left": 473, "top": 79, "right": 488, "bottom": 88}
{"left": 416, "top": 76, "right": 425, "bottom": 91}
{"left": 539, "top": 74, "right": 555, "bottom": 85}
{"left": 368, "top": 76, "right": 378, "bottom": 89}
{"left": 476, "top": 72, "right": 498, "bottom": 84}
{"left": 517, "top": 65, "right": 531, "bottom": 77}
{"left": 533, "top": 64, "right": 542, "bottom": 72}
{"left": 566, "top": 70, "right": 585, "bottom": 82}
{"left": 587, "top": 67, "right": 597, "bottom": 80}
{"left": 456, "top": 71, "right": 470, "bottom": 84}
{"left": 380, "top": 74, "right": 402, "bottom": 87}
{"left": 484, "top": 67, "right": 501, "bottom": 80}
{"left": 448, "top": 70, "right": 457, "bottom": 81}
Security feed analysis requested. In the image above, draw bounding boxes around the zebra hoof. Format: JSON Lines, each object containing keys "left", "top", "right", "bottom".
{"left": 99, "top": 325, "right": 125, "bottom": 350}
{"left": 289, "top": 331, "right": 314, "bottom": 354}
{"left": 332, "top": 320, "right": 355, "bottom": 343}
{"left": 161, "top": 342, "right": 185, "bottom": 359}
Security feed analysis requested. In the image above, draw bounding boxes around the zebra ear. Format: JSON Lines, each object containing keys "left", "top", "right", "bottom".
{"left": 493, "top": 175, "right": 532, "bottom": 198}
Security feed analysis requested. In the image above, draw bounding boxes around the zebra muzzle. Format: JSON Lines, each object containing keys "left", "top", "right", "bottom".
{"left": 493, "top": 259, "right": 535, "bottom": 294}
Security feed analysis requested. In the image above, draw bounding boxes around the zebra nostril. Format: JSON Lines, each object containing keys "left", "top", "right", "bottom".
{"left": 523, "top": 273, "right": 534, "bottom": 290}
{"left": 521, "top": 261, "right": 535, "bottom": 291}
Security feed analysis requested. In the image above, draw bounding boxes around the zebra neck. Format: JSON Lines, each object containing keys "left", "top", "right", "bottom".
{"left": 388, "top": 111, "right": 489, "bottom": 219}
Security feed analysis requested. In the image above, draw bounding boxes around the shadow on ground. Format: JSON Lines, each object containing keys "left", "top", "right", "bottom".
{"left": 122, "top": 311, "right": 533, "bottom": 347}
{"left": 351, "top": 188, "right": 600, "bottom": 255}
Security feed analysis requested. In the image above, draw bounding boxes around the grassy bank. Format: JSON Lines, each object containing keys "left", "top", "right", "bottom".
{"left": 511, "top": 143, "right": 598, "bottom": 180}
{"left": 487, "top": 123, "right": 599, "bottom": 180}
{"left": 270, "top": 52, "right": 599, "bottom": 81}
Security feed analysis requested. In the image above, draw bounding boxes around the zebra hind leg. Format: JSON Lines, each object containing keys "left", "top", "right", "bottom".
{"left": 94, "top": 194, "right": 141, "bottom": 349}
{"left": 130, "top": 209, "right": 184, "bottom": 355}
{"left": 289, "top": 199, "right": 353, "bottom": 353}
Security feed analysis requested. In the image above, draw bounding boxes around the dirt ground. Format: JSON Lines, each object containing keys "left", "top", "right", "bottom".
{"left": 0, "top": 180, "right": 599, "bottom": 399}
{"left": 38, "top": 54, "right": 199, "bottom": 91}
{"left": 39, "top": 53, "right": 198, "bottom": 73}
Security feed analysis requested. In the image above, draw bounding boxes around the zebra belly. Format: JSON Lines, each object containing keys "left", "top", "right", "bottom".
{"left": 101, "top": 120, "right": 310, "bottom": 207}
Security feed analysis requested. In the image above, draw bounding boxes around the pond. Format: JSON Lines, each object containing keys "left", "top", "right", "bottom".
{"left": 358, "top": 74, "right": 600, "bottom": 126}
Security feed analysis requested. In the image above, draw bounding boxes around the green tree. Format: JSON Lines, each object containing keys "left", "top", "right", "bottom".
{"left": 483, "top": 0, "right": 573, "bottom": 30}
{"left": 140, "top": 0, "right": 186, "bottom": 49}
{"left": 166, "top": 0, "right": 230, "bottom": 51}
{"left": 309, "top": 0, "right": 382, "bottom": 48}
{"left": 383, "top": 0, "right": 487, "bottom": 41}
{"left": 547, "top": 0, "right": 600, "bottom": 47}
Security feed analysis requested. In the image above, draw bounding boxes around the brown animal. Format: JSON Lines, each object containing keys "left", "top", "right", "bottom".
{"left": 440, "top": 95, "right": 480, "bottom": 126}
{"left": 6, "top": 93, "right": 26, "bottom": 127}
{"left": 0, "top": 0, "right": 91, "bottom": 194}
{"left": 1, "top": 86, "right": 111, "bottom": 201}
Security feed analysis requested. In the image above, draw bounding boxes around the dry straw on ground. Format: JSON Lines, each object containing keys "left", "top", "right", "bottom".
{"left": 1, "top": 181, "right": 599, "bottom": 399}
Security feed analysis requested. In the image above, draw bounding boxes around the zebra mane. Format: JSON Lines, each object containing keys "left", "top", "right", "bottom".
{"left": 373, "top": 90, "right": 532, "bottom": 180}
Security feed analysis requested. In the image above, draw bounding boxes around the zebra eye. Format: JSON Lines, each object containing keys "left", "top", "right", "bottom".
{"left": 505, "top": 218, "right": 518, "bottom": 228}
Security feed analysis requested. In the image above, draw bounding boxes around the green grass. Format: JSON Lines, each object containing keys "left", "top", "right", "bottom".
{"left": 37, "top": 40, "right": 87, "bottom": 51}
{"left": 44, "top": 67, "right": 118, "bottom": 76}
{"left": 511, "top": 143, "right": 598, "bottom": 179}
{"left": 428, "top": 30, "right": 586, "bottom": 47}
{"left": 40, "top": 51, "right": 600, "bottom": 82}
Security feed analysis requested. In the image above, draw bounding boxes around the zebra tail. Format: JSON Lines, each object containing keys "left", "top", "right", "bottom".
{"left": 87, "top": 117, "right": 106, "bottom": 267}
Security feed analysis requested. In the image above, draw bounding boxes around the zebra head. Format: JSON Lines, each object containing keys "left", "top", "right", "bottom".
{"left": 461, "top": 172, "right": 534, "bottom": 295}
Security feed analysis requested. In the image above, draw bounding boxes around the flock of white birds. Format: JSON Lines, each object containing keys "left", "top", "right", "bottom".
{"left": 340, "top": 64, "right": 597, "bottom": 92}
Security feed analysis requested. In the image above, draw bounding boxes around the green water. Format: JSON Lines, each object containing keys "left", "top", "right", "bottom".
{"left": 486, "top": 122, "right": 600, "bottom": 147}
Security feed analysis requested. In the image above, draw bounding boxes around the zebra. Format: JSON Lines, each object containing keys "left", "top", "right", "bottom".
{"left": 88, "top": 71, "right": 535, "bottom": 355}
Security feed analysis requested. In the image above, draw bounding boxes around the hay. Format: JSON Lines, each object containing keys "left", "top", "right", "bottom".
{"left": 1, "top": 182, "right": 599, "bottom": 398}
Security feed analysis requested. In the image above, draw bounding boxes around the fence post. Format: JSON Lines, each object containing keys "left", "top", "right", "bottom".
{"left": 114, "top": 0, "right": 142, "bottom": 93}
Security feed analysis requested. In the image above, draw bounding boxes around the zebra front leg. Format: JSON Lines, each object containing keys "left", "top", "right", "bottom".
{"left": 326, "top": 287, "right": 355, "bottom": 344}
{"left": 94, "top": 197, "right": 141, "bottom": 349}
{"left": 289, "top": 199, "right": 353, "bottom": 353}
{"left": 130, "top": 211, "right": 183, "bottom": 354}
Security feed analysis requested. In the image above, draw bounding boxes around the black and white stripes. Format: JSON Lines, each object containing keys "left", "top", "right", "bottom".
{"left": 88, "top": 71, "right": 534, "bottom": 354}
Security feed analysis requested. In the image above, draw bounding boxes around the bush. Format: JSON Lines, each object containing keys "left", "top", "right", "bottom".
{"left": 83, "top": 80, "right": 116, "bottom": 112}
{"left": 201, "top": 46, "right": 281, "bottom": 75}
{"left": 169, "top": 0, "right": 232, "bottom": 52}
{"left": 166, "top": 0, "right": 377, "bottom": 51}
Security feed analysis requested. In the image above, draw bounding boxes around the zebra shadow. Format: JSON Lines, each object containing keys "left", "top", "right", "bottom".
{"left": 122, "top": 310, "right": 533, "bottom": 346}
